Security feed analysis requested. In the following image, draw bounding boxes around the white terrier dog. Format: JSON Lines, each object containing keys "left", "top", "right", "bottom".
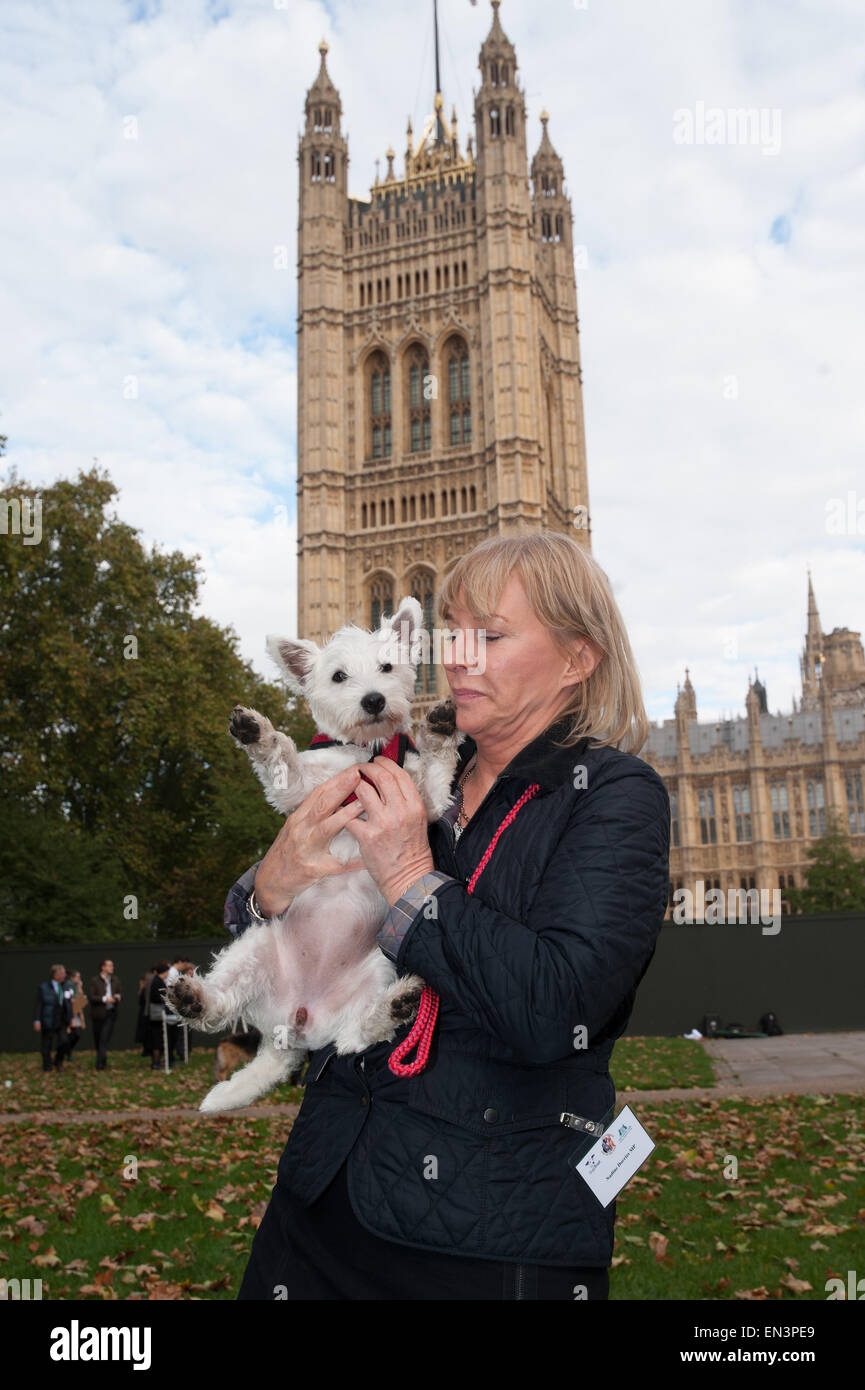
{"left": 166, "top": 596, "right": 461, "bottom": 1113}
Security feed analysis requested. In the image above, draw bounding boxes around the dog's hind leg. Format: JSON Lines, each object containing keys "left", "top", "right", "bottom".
{"left": 199, "top": 1037, "right": 306, "bottom": 1114}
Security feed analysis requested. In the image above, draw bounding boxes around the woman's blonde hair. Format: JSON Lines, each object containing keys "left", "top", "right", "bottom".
{"left": 436, "top": 533, "right": 648, "bottom": 754}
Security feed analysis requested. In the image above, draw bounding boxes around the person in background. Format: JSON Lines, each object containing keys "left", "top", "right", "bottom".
{"left": 33, "top": 965, "right": 72, "bottom": 1072}
{"left": 64, "top": 969, "right": 87, "bottom": 1062}
{"left": 145, "top": 962, "right": 172, "bottom": 1072}
{"left": 135, "top": 970, "right": 153, "bottom": 1057}
{"left": 87, "top": 958, "right": 122, "bottom": 1071}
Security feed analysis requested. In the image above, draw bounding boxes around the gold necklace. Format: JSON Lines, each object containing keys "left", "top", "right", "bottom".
{"left": 454, "top": 756, "right": 478, "bottom": 839}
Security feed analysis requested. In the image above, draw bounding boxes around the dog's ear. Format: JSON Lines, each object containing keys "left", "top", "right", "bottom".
{"left": 379, "top": 595, "right": 423, "bottom": 666}
{"left": 265, "top": 634, "right": 318, "bottom": 694}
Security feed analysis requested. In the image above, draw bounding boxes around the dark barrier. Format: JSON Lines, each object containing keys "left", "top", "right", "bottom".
{"left": 1, "top": 939, "right": 232, "bottom": 1056}
{"left": 627, "top": 910, "right": 865, "bottom": 1036}
{"left": 1, "top": 912, "right": 863, "bottom": 1053}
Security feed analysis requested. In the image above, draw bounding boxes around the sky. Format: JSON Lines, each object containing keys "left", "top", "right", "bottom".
{"left": 2, "top": 0, "right": 864, "bottom": 725}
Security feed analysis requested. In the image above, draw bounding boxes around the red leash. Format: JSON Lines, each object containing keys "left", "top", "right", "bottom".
{"left": 388, "top": 782, "right": 541, "bottom": 1077}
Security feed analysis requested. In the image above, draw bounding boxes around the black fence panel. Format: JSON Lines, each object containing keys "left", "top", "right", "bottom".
{"left": 2, "top": 913, "right": 863, "bottom": 1053}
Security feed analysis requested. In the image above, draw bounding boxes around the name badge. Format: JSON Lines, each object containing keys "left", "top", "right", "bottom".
{"left": 569, "top": 1105, "right": 655, "bottom": 1207}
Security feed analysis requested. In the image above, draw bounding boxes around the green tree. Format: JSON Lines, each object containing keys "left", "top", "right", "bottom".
{"left": 785, "top": 813, "right": 865, "bottom": 914}
{"left": 0, "top": 466, "right": 313, "bottom": 942}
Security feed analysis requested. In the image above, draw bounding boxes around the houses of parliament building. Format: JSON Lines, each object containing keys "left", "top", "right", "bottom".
{"left": 293, "top": 1, "right": 864, "bottom": 900}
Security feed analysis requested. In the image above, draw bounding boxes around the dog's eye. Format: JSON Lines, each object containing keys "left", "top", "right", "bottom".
{"left": 379, "top": 663, "right": 392, "bottom": 673}
{"left": 332, "top": 670, "right": 347, "bottom": 683}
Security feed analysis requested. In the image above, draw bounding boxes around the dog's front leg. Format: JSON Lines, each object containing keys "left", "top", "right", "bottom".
{"left": 228, "top": 705, "right": 306, "bottom": 816}
{"left": 413, "top": 699, "right": 463, "bottom": 820}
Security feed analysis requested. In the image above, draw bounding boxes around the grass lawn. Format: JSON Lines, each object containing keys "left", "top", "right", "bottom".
{"left": 1, "top": 1039, "right": 860, "bottom": 1300}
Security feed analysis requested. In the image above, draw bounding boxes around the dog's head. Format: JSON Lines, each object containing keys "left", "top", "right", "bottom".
{"left": 266, "top": 596, "right": 424, "bottom": 747}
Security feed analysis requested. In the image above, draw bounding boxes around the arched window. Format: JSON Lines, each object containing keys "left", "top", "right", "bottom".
{"left": 490, "top": 61, "right": 499, "bottom": 85}
{"left": 411, "top": 570, "right": 436, "bottom": 696}
{"left": 445, "top": 336, "right": 471, "bottom": 447}
{"left": 369, "top": 577, "right": 393, "bottom": 631}
{"left": 311, "top": 152, "right": 321, "bottom": 182}
{"left": 407, "top": 344, "right": 431, "bottom": 452}
{"left": 501, "top": 64, "right": 508, "bottom": 85}
{"left": 541, "top": 213, "right": 551, "bottom": 241}
{"left": 324, "top": 152, "right": 334, "bottom": 182}
{"left": 323, "top": 107, "right": 332, "bottom": 131}
{"left": 505, "top": 106, "right": 515, "bottom": 136}
{"left": 490, "top": 108, "right": 500, "bottom": 137}
{"left": 554, "top": 214, "right": 563, "bottom": 241}
{"left": 368, "top": 351, "right": 391, "bottom": 460}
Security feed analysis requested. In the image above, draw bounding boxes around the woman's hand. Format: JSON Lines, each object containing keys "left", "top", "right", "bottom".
{"left": 254, "top": 764, "right": 367, "bottom": 917}
{"left": 343, "top": 756, "right": 435, "bottom": 907}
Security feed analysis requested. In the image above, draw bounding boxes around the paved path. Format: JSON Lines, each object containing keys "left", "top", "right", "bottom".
{"left": 3, "top": 1034, "right": 864, "bottom": 1122}
{"left": 620, "top": 1030, "right": 865, "bottom": 1103}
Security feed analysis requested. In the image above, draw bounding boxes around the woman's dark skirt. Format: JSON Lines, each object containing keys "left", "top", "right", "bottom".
{"left": 238, "top": 1158, "right": 609, "bottom": 1301}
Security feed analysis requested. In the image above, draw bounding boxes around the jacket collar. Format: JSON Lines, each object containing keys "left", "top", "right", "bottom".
{"left": 453, "top": 714, "right": 593, "bottom": 793}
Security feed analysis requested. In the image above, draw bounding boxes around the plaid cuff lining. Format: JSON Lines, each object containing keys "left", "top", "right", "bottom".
{"left": 223, "top": 861, "right": 261, "bottom": 938}
{"left": 376, "top": 870, "right": 457, "bottom": 962}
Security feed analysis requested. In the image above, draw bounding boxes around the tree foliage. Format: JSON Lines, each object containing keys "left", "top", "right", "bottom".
{"left": 0, "top": 466, "right": 312, "bottom": 942}
{"left": 785, "top": 813, "right": 865, "bottom": 914}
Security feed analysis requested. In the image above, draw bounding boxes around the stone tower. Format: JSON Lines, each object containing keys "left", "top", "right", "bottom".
{"left": 295, "top": 0, "right": 591, "bottom": 710}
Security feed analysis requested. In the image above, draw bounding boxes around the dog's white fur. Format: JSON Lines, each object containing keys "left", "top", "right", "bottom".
{"left": 166, "top": 596, "right": 461, "bottom": 1113}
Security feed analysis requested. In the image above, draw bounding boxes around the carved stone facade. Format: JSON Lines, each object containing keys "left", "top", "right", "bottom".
{"left": 295, "top": 2, "right": 590, "bottom": 710}
{"left": 641, "top": 575, "right": 865, "bottom": 914}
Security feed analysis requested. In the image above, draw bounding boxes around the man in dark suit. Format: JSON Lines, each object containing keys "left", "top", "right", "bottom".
{"left": 87, "top": 958, "right": 122, "bottom": 1071}
{"left": 33, "top": 965, "right": 73, "bottom": 1072}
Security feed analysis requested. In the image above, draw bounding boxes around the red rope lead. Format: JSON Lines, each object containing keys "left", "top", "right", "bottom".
{"left": 388, "top": 783, "right": 541, "bottom": 1077}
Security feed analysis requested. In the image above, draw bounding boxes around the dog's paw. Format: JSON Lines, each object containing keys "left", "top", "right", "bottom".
{"left": 390, "top": 984, "right": 423, "bottom": 1025}
{"left": 199, "top": 1082, "right": 241, "bottom": 1114}
{"left": 229, "top": 705, "right": 261, "bottom": 745}
{"left": 166, "top": 975, "right": 205, "bottom": 1021}
{"left": 426, "top": 699, "right": 457, "bottom": 737}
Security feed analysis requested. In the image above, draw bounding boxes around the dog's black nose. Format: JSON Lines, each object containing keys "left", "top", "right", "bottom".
{"left": 360, "top": 691, "right": 386, "bottom": 716}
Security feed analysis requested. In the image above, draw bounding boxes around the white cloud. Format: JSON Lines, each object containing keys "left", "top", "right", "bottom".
{"left": 1, "top": 0, "right": 863, "bottom": 726}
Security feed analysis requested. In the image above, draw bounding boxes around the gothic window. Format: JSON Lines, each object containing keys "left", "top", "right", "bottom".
{"left": 555, "top": 214, "right": 563, "bottom": 240}
{"left": 313, "top": 107, "right": 322, "bottom": 131}
{"left": 770, "top": 783, "right": 790, "bottom": 839}
{"left": 411, "top": 570, "right": 436, "bottom": 696}
{"left": 369, "top": 577, "right": 393, "bottom": 631}
{"left": 368, "top": 351, "right": 391, "bottom": 460}
{"left": 505, "top": 106, "right": 515, "bottom": 136}
{"left": 698, "top": 788, "right": 716, "bottom": 845}
{"left": 324, "top": 107, "right": 332, "bottom": 131}
{"left": 407, "top": 344, "right": 431, "bottom": 452}
{"left": 670, "top": 788, "right": 680, "bottom": 847}
{"left": 490, "top": 108, "right": 500, "bottom": 137}
{"left": 470, "top": 484, "right": 476, "bottom": 508}
{"left": 324, "top": 152, "right": 334, "bottom": 182}
{"left": 806, "top": 779, "right": 826, "bottom": 836}
{"left": 733, "top": 785, "right": 752, "bottom": 842}
{"left": 311, "top": 152, "right": 321, "bottom": 182}
{"left": 501, "top": 64, "right": 508, "bottom": 85}
{"left": 847, "top": 772, "right": 865, "bottom": 833}
{"left": 490, "top": 61, "right": 499, "bottom": 85}
{"left": 445, "top": 337, "right": 471, "bottom": 447}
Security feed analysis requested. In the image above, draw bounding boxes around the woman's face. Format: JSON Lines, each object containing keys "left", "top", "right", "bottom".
{"left": 441, "top": 574, "right": 602, "bottom": 743}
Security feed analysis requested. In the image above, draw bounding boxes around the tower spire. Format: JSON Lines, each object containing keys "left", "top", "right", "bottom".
{"left": 433, "top": 0, "right": 444, "bottom": 145}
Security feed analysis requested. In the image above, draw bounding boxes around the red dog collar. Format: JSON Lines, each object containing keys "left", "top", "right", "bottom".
{"left": 307, "top": 730, "right": 417, "bottom": 805}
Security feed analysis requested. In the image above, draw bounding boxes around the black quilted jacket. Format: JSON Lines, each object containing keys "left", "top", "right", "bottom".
{"left": 264, "top": 717, "right": 670, "bottom": 1268}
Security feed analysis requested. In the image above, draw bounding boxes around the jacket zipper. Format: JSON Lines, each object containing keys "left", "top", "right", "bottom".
{"left": 313, "top": 1048, "right": 337, "bottom": 1082}
{"left": 515, "top": 1265, "right": 526, "bottom": 1300}
{"left": 448, "top": 776, "right": 508, "bottom": 877}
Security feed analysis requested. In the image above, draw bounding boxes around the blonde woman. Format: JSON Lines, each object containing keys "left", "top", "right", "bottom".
{"left": 229, "top": 533, "right": 670, "bottom": 1301}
